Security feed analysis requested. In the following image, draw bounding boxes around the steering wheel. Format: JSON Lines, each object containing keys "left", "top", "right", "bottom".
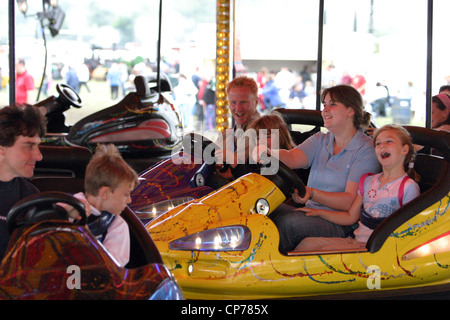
{"left": 56, "top": 83, "right": 82, "bottom": 108}
{"left": 183, "top": 133, "right": 230, "bottom": 171}
{"left": 6, "top": 191, "right": 87, "bottom": 234}
{"left": 183, "top": 133, "right": 216, "bottom": 159}
{"left": 260, "top": 156, "right": 306, "bottom": 199}
{"left": 183, "top": 133, "right": 306, "bottom": 198}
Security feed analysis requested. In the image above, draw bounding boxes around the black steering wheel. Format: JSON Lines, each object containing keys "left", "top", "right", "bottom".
{"left": 56, "top": 83, "right": 82, "bottom": 108}
{"left": 183, "top": 133, "right": 230, "bottom": 172}
{"left": 184, "top": 133, "right": 305, "bottom": 197}
{"left": 6, "top": 191, "right": 87, "bottom": 234}
{"left": 183, "top": 133, "right": 217, "bottom": 159}
{"left": 260, "top": 156, "right": 306, "bottom": 199}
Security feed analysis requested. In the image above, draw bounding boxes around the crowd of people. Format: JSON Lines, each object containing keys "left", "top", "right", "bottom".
{"left": 252, "top": 64, "right": 370, "bottom": 114}
{"left": 255, "top": 66, "right": 314, "bottom": 113}
{"left": 173, "top": 68, "right": 217, "bottom": 132}
{"left": 8, "top": 55, "right": 448, "bottom": 135}
{"left": 62, "top": 61, "right": 129, "bottom": 100}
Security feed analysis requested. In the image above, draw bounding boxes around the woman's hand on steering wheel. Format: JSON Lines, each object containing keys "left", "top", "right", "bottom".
{"left": 292, "top": 187, "right": 314, "bottom": 204}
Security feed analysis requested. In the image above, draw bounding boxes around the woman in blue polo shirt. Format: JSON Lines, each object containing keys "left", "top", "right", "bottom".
{"left": 270, "top": 84, "right": 380, "bottom": 254}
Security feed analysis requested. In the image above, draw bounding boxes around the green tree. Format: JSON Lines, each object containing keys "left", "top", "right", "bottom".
{"left": 113, "top": 16, "right": 136, "bottom": 45}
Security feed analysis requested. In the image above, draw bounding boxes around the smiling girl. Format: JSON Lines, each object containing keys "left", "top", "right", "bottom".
{"left": 296, "top": 125, "right": 421, "bottom": 250}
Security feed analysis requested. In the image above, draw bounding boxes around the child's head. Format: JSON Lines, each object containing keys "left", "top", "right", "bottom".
{"left": 248, "top": 112, "right": 296, "bottom": 150}
{"left": 84, "top": 144, "right": 138, "bottom": 215}
{"left": 373, "top": 124, "right": 418, "bottom": 180}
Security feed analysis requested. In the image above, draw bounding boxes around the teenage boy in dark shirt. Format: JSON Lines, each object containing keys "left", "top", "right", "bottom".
{"left": 0, "top": 104, "right": 46, "bottom": 260}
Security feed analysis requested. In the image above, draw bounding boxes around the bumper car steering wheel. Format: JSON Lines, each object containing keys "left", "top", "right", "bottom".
{"left": 184, "top": 133, "right": 306, "bottom": 198}
{"left": 260, "top": 155, "right": 306, "bottom": 199}
{"left": 6, "top": 191, "right": 87, "bottom": 234}
{"left": 56, "top": 83, "right": 82, "bottom": 109}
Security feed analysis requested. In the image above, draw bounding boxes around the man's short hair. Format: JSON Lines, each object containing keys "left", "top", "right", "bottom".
{"left": 0, "top": 104, "right": 47, "bottom": 147}
{"left": 84, "top": 144, "right": 138, "bottom": 196}
{"left": 226, "top": 76, "right": 258, "bottom": 98}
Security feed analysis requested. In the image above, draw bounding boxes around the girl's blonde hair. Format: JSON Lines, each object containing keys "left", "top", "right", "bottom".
{"left": 84, "top": 144, "right": 138, "bottom": 196}
{"left": 373, "top": 124, "right": 420, "bottom": 182}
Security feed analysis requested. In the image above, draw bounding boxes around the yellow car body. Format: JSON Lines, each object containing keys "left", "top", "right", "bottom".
{"left": 142, "top": 122, "right": 449, "bottom": 299}
{"left": 147, "top": 172, "right": 450, "bottom": 299}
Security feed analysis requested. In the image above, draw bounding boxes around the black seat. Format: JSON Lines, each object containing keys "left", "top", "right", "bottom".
{"left": 134, "top": 73, "right": 172, "bottom": 98}
{"left": 32, "top": 145, "right": 91, "bottom": 194}
{"left": 31, "top": 177, "right": 85, "bottom": 194}
{"left": 414, "top": 153, "right": 445, "bottom": 193}
{"left": 35, "top": 145, "right": 92, "bottom": 178}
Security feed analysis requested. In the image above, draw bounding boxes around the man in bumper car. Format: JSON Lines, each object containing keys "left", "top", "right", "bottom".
{"left": 215, "top": 76, "right": 261, "bottom": 180}
{"left": 0, "top": 104, "right": 46, "bottom": 260}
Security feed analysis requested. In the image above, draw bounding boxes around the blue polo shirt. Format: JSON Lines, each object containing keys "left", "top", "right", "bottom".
{"left": 297, "top": 128, "right": 380, "bottom": 211}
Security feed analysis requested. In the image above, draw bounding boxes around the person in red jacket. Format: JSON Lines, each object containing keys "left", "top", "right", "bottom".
{"left": 15, "top": 59, "right": 35, "bottom": 105}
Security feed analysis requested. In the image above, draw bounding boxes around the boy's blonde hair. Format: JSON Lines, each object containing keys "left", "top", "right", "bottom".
{"left": 84, "top": 144, "right": 138, "bottom": 196}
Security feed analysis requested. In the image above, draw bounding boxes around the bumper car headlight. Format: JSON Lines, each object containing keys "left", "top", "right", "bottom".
{"left": 135, "top": 197, "right": 194, "bottom": 220}
{"left": 402, "top": 231, "right": 450, "bottom": 261}
{"left": 169, "top": 225, "right": 251, "bottom": 252}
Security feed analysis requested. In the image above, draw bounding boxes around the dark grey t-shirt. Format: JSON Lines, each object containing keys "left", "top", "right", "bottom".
{"left": 0, "top": 177, "right": 39, "bottom": 260}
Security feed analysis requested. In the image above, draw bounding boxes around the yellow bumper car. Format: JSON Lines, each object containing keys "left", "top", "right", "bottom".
{"left": 146, "top": 125, "right": 449, "bottom": 299}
